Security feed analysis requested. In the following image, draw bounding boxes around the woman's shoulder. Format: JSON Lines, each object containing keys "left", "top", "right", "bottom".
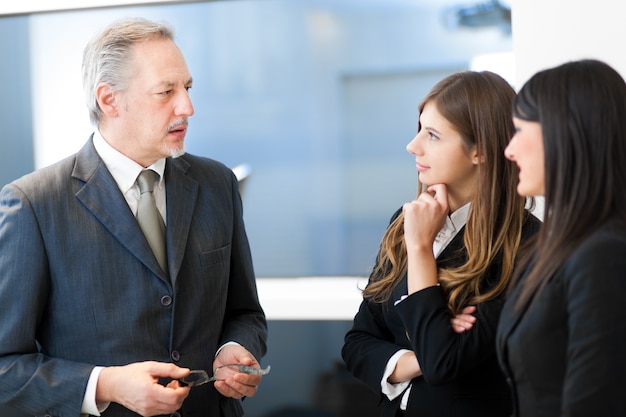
{"left": 523, "top": 209, "right": 543, "bottom": 229}
{"left": 388, "top": 206, "right": 403, "bottom": 223}
{"left": 557, "top": 219, "right": 626, "bottom": 296}
{"left": 556, "top": 219, "right": 626, "bottom": 284}
{"left": 570, "top": 219, "right": 626, "bottom": 260}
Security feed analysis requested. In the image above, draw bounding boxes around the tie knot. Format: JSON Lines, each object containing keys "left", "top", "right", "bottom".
{"left": 137, "top": 169, "right": 159, "bottom": 194}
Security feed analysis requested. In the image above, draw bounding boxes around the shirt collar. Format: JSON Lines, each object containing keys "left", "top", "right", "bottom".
{"left": 92, "top": 130, "right": 166, "bottom": 193}
{"left": 450, "top": 202, "right": 470, "bottom": 231}
{"left": 436, "top": 202, "right": 470, "bottom": 243}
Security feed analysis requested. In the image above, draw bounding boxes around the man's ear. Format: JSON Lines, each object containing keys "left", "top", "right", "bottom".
{"left": 95, "top": 83, "right": 120, "bottom": 117}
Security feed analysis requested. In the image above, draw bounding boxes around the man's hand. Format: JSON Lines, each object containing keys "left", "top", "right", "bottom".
{"left": 96, "top": 361, "right": 191, "bottom": 417}
{"left": 213, "top": 344, "right": 264, "bottom": 399}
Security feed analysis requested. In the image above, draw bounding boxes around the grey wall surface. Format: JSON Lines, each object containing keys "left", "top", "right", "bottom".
{"left": 0, "top": 16, "right": 34, "bottom": 187}
{"left": 0, "top": 19, "right": 35, "bottom": 415}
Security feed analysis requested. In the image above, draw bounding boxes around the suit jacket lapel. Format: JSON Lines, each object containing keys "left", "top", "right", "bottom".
{"left": 437, "top": 225, "right": 467, "bottom": 268}
{"left": 72, "top": 138, "right": 169, "bottom": 283}
{"left": 164, "top": 157, "right": 198, "bottom": 286}
{"left": 497, "top": 273, "right": 539, "bottom": 344}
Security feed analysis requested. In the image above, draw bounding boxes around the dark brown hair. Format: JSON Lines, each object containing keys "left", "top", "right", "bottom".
{"left": 510, "top": 59, "right": 626, "bottom": 309}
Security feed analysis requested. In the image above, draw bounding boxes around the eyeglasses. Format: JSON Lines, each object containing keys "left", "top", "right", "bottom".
{"left": 178, "top": 364, "right": 271, "bottom": 387}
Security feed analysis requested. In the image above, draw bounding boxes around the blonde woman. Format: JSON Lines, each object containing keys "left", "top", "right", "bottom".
{"left": 342, "top": 71, "right": 540, "bottom": 417}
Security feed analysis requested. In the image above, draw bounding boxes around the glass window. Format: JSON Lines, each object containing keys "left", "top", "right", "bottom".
{"left": 27, "top": 0, "right": 513, "bottom": 278}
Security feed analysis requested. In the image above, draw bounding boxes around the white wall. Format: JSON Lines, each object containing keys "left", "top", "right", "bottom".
{"left": 512, "top": 0, "right": 626, "bottom": 86}
{"left": 511, "top": 0, "right": 626, "bottom": 220}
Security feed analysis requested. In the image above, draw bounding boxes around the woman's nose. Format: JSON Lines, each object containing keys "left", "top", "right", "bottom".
{"left": 406, "top": 133, "right": 422, "bottom": 155}
{"left": 504, "top": 138, "right": 515, "bottom": 161}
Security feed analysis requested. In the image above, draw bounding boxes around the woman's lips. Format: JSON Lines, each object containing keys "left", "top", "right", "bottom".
{"left": 416, "top": 162, "right": 429, "bottom": 172}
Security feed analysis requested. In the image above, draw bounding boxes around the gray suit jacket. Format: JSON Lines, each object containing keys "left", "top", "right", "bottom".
{"left": 0, "top": 138, "right": 267, "bottom": 417}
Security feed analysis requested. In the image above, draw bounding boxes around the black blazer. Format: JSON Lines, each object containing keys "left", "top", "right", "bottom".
{"left": 496, "top": 219, "right": 626, "bottom": 417}
{"left": 342, "top": 209, "right": 541, "bottom": 417}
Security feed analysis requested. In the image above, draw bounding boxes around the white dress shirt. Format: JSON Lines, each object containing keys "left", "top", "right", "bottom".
{"left": 382, "top": 203, "right": 470, "bottom": 410}
{"left": 92, "top": 130, "right": 167, "bottom": 223}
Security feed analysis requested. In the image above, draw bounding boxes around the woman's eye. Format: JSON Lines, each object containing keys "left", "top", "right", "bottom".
{"left": 429, "top": 132, "right": 439, "bottom": 141}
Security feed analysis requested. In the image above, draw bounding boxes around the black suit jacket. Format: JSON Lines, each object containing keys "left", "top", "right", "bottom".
{"left": 342, "top": 209, "right": 541, "bottom": 417}
{"left": 0, "top": 138, "right": 267, "bottom": 417}
{"left": 496, "top": 219, "right": 626, "bottom": 417}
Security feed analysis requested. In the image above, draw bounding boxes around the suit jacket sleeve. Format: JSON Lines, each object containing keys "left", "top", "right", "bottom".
{"left": 395, "top": 214, "right": 540, "bottom": 386}
{"left": 395, "top": 282, "right": 503, "bottom": 385}
{"left": 0, "top": 182, "right": 93, "bottom": 416}
{"left": 342, "top": 208, "right": 409, "bottom": 396}
{"left": 342, "top": 293, "right": 407, "bottom": 396}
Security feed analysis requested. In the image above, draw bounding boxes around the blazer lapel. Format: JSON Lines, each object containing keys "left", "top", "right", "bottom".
{"left": 496, "top": 267, "right": 543, "bottom": 357}
{"left": 164, "top": 157, "right": 198, "bottom": 286}
{"left": 437, "top": 225, "right": 467, "bottom": 268}
{"left": 503, "top": 282, "right": 536, "bottom": 321}
{"left": 72, "top": 139, "right": 169, "bottom": 283}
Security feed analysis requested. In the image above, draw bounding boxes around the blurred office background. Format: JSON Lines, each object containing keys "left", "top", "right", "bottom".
{"left": 0, "top": 0, "right": 524, "bottom": 416}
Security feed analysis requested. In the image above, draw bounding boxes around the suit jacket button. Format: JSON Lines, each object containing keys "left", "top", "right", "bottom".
{"left": 161, "top": 295, "right": 172, "bottom": 306}
{"left": 171, "top": 350, "right": 180, "bottom": 361}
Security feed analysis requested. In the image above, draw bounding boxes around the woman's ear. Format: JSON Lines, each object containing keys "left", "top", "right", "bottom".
{"left": 95, "top": 83, "right": 120, "bottom": 117}
{"left": 471, "top": 147, "right": 484, "bottom": 165}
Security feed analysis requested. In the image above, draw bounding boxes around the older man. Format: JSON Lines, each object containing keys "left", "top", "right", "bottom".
{"left": 0, "top": 17, "right": 267, "bottom": 417}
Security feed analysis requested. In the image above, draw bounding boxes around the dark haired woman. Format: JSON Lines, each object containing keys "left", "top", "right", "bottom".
{"left": 497, "top": 59, "right": 626, "bottom": 417}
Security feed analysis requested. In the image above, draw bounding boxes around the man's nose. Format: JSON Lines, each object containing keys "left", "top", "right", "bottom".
{"left": 175, "top": 91, "right": 195, "bottom": 117}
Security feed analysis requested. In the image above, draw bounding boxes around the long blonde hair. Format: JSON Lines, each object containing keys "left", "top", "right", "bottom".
{"left": 363, "top": 71, "right": 527, "bottom": 315}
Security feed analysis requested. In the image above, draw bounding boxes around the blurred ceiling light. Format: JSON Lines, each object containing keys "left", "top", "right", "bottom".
{"left": 443, "top": 0, "right": 511, "bottom": 33}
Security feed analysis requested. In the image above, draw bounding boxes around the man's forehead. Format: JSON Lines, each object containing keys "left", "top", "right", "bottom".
{"left": 148, "top": 76, "right": 193, "bottom": 90}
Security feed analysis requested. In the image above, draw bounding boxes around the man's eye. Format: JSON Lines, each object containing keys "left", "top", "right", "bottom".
{"left": 185, "top": 86, "right": 192, "bottom": 92}
{"left": 161, "top": 90, "right": 173, "bottom": 95}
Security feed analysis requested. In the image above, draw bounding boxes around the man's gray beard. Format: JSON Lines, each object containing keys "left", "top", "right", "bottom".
{"left": 169, "top": 146, "right": 186, "bottom": 159}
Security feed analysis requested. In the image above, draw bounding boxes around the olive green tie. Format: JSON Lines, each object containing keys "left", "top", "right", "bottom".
{"left": 136, "top": 170, "right": 168, "bottom": 274}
